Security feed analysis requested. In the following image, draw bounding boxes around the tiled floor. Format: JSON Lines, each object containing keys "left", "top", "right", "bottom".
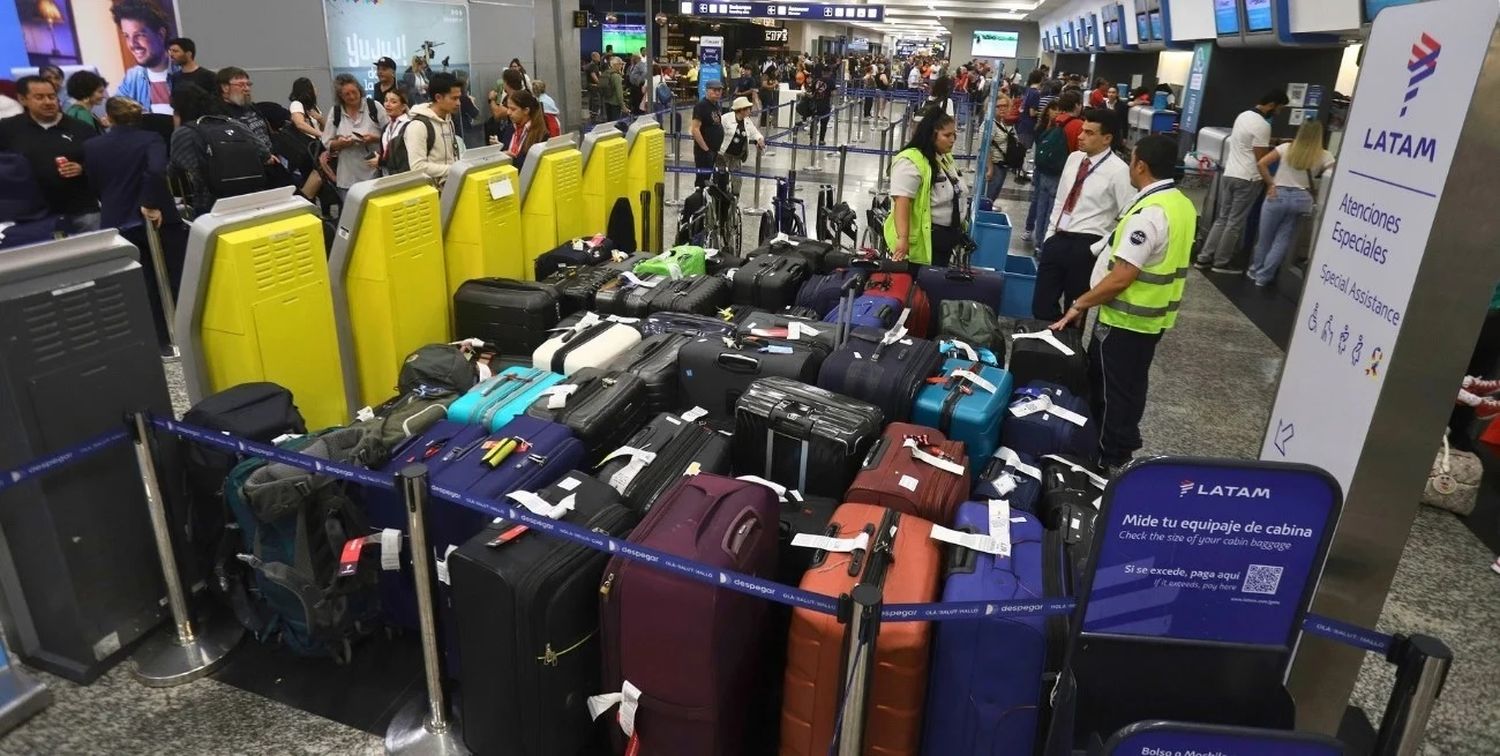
{"left": 3, "top": 117, "right": 1496, "bottom": 755}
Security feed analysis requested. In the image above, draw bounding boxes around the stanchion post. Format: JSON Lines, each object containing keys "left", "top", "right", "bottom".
{"left": 1373, "top": 634, "right": 1453, "bottom": 756}
{"left": 754, "top": 146, "right": 764, "bottom": 210}
{"left": 128, "top": 411, "right": 242, "bottom": 687}
{"left": 834, "top": 582, "right": 883, "bottom": 756}
{"left": 143, "top": 218, "right": 177, "bottom": 350}
{"left": 672, "top": 107, "right": 683, "bottom": 204}
{"left": 385, "top": 464, "right": 468, "bottom": 755}
{"left": 789, "top": 122, "right": 800, "bottom": 175}
{"left": 836, "top": 145, "right": 848, "bottom": 206}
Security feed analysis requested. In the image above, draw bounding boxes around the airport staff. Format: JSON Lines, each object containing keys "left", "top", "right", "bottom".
{"left": 1050, "top": 134, "right": 1196, "bottom": 474}
{"left": 1032, "top": 108, "right": 1134, "bottom": 320}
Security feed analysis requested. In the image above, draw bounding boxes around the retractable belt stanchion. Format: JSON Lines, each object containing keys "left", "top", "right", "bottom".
{"left": 834, "top": 575, "right": 883, "bottom": 755}
{"left": 142, "top": 219, "right": 177, "bottom": 350}
{"left": 654, "top": 181, "right": 666, "bottom": 254}
{"left": 1373, "top": 634, "right": 1453, "bottom": 756}
{"left": 789, "top": 121, "right": 800, "bottom": 175}
{"left": 128, "top": 411, "right": 242, "bottom": 686}
{"left": 385, "top": 464, "right": 468, "bottom": 755}
{"left": 753, "top": 147, "right": 765, "bottom": 210}
{"left": 671, "top": 109, "right": 683, "bottom": 206}
{"left": 836, "top": 145, "right": 849, "bottom": 205}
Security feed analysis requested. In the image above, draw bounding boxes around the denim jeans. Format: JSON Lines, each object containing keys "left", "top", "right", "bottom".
{"left": 986, "top": 166, "right": 1008, "bottom": 201}
{"left": 1248, "top": 187, "right": 1313, "bottom": 285}
{"left": 1200, "top": 176, "right": 1261, "bottom": 267}
{"left": 1028, "top": 172, "right": 1059, "bottom": 249}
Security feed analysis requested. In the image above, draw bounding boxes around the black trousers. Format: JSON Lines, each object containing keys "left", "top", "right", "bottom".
{"left": 1087, "top": 323, "right": 1162, "bottom": 467}
{"left": 929, "top": 223, "right": 962, "bottom": 269}
{"left": 693, "top": 146, "right": 716, "bottom": 187}
{"left": 1032, "top": 231, "right": 1102, "bottom": 321}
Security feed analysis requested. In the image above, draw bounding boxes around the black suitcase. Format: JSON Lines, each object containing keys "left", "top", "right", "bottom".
{"left": 678, "top": 334, "right": 831, "bottom": 425}
{"left": 647, "top": 274, "right": 731, "bottom": 316}
{"left": 453, "top": 278, "right": 562, "bottom": 357}
{"left": 731, "top": 254, "right": 811, "bottom": 311}
{"left": 816, "top": 328, "right": 944, "bottom": 424}
{"left": 1008, "top": 318, "right": 1090, "bottom": 399}
{"left": 751, "top": 236, "right": 836, "bottom": 273}
{"left": 524, "top": 367, "right": 648, "bottom": 465}
{"left": 533, "top": 235, "right": 616, "bottom": 281}
{"left": 640, "top": 311, "right": 739, "bottom": 339}
{"left": 594, "top": 273, "right": 663, "bottom": 318}
{"left": 732, "top": 376, "right": 883, "bottom": 498}
{"left": 596, "top": 414, "right": 732, "bottom": 513}
{"left": 736, "top": 310, "right": 838, "bottom": 350}
{"left": 707, "top": 252, "right": 749, "bottom": 276}
{"left": 449, "top": 471, "right": 635, "bottom": 756}
{"left": 543, "top": 254, "right": 648, "bottom": 315}
{"left": 604, "top": 333, "right": 691, "bottom": 415}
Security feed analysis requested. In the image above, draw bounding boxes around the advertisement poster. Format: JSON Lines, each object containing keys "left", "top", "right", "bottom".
{"left": 11, "top": 0, "right": 180, "bottom": 111}
{"left": 1082, "top": 462, "right": 1338, "bottom": 648}
{"left": 1108, "top": 722, "right": 1347, "bottom": 756}
{"left": 324, "top": 0, "right": 470, "bottom": 99}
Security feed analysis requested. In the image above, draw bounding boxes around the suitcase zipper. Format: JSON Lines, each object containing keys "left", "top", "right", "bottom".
{"left": 626, "top": 423, "right": 714, "bottom": 512}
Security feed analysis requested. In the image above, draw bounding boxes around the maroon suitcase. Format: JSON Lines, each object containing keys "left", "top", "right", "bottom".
{"left": 598, "top": 473, "right": 779, "bottom": 756}
{"left": 845, "top": 421, "right": 970, "bottom": 526}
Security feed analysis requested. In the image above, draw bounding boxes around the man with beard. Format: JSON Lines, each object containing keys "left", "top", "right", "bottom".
{"left": 112, "top": 0, "right": 179, "bottom": 115}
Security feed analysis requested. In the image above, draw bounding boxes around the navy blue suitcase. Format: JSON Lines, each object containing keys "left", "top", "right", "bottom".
{"left": 923, "top": 503, "right": 1049, "bottom": 756}
{"left": 974, "top": 446, "right": 1044, "bottom": 513}
{"left": 821, "top": 293, "right": 903, "bottom": 329}
{"left": 999, "top": 381, "right": 1097, "bottom": 460}
{"left": 916, "top": 264, "right": 1005, "bottom": 317}
{"left": 796, "top": 269, "right": 866, "bottom": 315}
{"left": 817, "top": 328, "right": 942, "bottom": 423}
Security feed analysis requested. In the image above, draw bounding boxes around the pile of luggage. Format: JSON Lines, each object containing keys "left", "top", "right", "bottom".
{"left": 181, "top": 233, "right": 1108, "bottom": 755}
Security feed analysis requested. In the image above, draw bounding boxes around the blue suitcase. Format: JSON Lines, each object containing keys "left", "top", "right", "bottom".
{"left": 447, "top": 366, "right": 566, "bottom": 430}
{"left": 796, "top": 269, "right": 866, "bottom": 315}
{"left": 817, "top": 328, "right": 943, "bottom": 423}
{"left": 974, "top": 446, "right": 1044, "bottom": 513}
{"left": 999, "top": 381, "right": 1097, "bottom": 459}
{"left": 821, "top": 293, "right": 903, "bottom": 329}
{"left": 922, "top": 503, "right": 1049, "bottom": 756}
{"left": 911, "top": 358, "right": 1013, "bottom": 478}
{"left": 940, "top": 338, "right": 1001, "bottom": 367}
{"left": 915, "top": 264, "right": 1005, "bottom": 317}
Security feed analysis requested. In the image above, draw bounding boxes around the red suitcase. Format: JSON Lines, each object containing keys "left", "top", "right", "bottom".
{"left": 845, "top": 422, "right": 969, "bottom": 526}
{"left": 863, "top": 271, "right": 932, "bottom": 337}
{"left": 598, "top": 473, "right": 779, "bottom": 756}
{"left": 781, "top": 503, "right": 941, "bottom": 756}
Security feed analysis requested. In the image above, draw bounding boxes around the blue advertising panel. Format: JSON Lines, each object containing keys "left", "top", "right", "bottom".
{"left": 1105, "top": 721, "right": 1348, "bottom": 756}
{"left": 324, "top": 0, "right": 470, "bottom": 98}
{"left": 678, "top": 1, "right": 885, "bottom": 21}
{"left": 1081, "top": 460, "right": 1340, "bottom": 648}
{"left": 1179, "top": 42, "right": 1213, "bottom": 134}
{"left": 1214, "top": 0, "right": 1241, "bottom": 34}
{"left": 697, "top": 38, "right": 724, "bottom": 100}
{"left": 1245, "top": 0, "right": 1274, "bottom": 31}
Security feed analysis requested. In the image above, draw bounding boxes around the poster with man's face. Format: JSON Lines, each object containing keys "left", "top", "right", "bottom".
{"left": 9, "top": 0, "right": 180, "bottom": 90}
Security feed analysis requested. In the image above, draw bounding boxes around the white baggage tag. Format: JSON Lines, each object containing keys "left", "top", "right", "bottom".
{"left": 1008, "top": 394, "right": 1053, "bottom": 419}
{"left": 929, "top": 524, "right": 1009, "bottom": 556}
{"left": 791, "top": 531, "right": 870, "bottom": 553}
{"left": 1046, "top": 404, "right": 1089, "bottom": 428}
{"left": 355, "top": 405, "right": 377, "bottom": 422}
{"left": 988, "top": 499, "right": 1012, "bottom": 543}
{"left": 902, "top": 438, "right": 966, "bottom": 476}
{"left": 898, "top": 474, "right": 919, "bottom": 492}
{"left": 945, "top": 339, "right": 978, "bottom": 361}
{"left": 950, "top": 369, "right": 998, "bottom": 394}
{"left": 600, "top": 447, "right": 659, "bottom": 493}
{"left": 271, "top": 432, "right": 304, "bottom": 445}
{"left": 989, "top": 473, "right": 1018, "bottom": 496}
{"left": 621, "top": 272, "right": 659, "bottom": 288}
{"left": 605, "top": 315, "right": 641, "bottom": 324}
{"left": 541, "top": 384, "right": 580, "bottom": 409}
{"left": 762, "top": 344, "right": 794, "bottom": 354}
{"left": 704, "top": 247, "right": 721, "bottom": 258}
{"left": 587, "top": 680, "right": 642, "bottom": 737}
{"left": 379, "top": 529, "right": 401, "bottom": 571}
{"left": 773, "top": 232, "right": 791, "bottom": 245}
{"left": 507, "top": 490, "right": 575, "bottom": 519}
{"left": 993, "top": 446, "right": 1042, "bottom": 481}
{"left": 880, "top": 325, "right": 909, "bottom": 346}
{"left": 680, "top": 406, "right": 709, "bottom": 422}
{"left": 1012, "top": 329, "right": 1076, "bottom": 357}
{"left": 737, "top": 474, "right": 788, "bottom": 499}
{"left": 557, "top": 475, "right": 582, "bottom": 491}
{"left": 434, "top": 545, "right": 458, "bottom": 585}
{"left": 724, "top": 267, "right": 738, "bottom": 282}
{"left": 1040, "top": 454, "right": 1110, "bottom": 489}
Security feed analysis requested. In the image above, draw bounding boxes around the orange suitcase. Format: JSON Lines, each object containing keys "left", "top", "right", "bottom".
{"left": 780, "top": 503, "right": 941, "bottom": 756}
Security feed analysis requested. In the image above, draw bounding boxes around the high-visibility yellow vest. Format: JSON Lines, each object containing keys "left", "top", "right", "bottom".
{"left": 883, "top": 147, "right": 956, "bottom": 266}
{"left": 1099, "top": 187, "right": 1197, "bottom": 334}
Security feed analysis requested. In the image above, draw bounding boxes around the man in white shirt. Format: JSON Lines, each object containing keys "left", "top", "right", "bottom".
{"left": 1032, "top": 109, "right": 1136, "bottom": 320}
{"left": 1195, "top": 89, "right": 1289, "bottom": 273}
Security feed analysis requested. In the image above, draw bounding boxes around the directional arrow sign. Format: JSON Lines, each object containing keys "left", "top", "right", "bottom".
{"left": 1273, "top": 420, "right": 1294, "bottom": 457}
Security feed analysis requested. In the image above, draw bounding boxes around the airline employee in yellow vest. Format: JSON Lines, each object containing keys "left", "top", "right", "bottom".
{"left": 885, "top": 111, "right": 964, "bottom": 268}
{"left": 1050, "top": 134, "right": 1196, "bottom": 473}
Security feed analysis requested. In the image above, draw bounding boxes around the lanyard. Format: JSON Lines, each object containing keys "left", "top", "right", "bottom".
{"left": 1108, "top": 183, "right": 1176, "bottom": 246}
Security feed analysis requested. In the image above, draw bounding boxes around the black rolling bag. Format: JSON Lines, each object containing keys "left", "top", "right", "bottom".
{"left": 732, "top": 375, "right": 884, "bottom": 498}
{"left": 605, "top": 332, "right": 692, "bottom": 415}
{"left": 647, "top": 274, "right": 731, "bottom": 316}
{"left": 731, "top": 253, "right": 811, "bottom": 311}
{"left": 596, "top": 413, "right": 733, "bottom": 513}
{"left": 452, "top": 278, "right": 562, "bottom": 357}
{"left": 677, "top": 334, "right": 831, "bottom": 425}
{"left": 524, "top": 367, "right": 648, "bottom": 465}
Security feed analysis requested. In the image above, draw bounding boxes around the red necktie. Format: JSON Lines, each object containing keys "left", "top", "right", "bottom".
{"left": 1061, "top": 157, "right": 1093, "bottom": 216}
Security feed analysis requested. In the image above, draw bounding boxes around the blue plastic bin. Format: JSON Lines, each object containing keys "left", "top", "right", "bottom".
{"left": 971, "top": 209, "right": 1013, "bottom": 270}
{"left": 999, "top": 254, "right": 1038, "bottom": 318}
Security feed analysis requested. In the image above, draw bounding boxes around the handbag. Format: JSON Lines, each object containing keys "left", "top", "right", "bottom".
{"left": 1421, "top": 436, "right": 1481, "bottom": 516}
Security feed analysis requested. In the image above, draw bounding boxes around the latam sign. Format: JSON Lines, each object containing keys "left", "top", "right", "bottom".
{"left": 679, "top": 1, "right": 886, "bottom": 21}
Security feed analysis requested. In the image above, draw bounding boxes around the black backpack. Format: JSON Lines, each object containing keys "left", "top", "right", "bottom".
{"left": 384, "top": 113, "right": 438, "bottom": 174}
{"left": 193, "top": 115, "right": 267, "bottom": 198}
{"left": 331, "top": 97, "right": 381, "bottom": 129}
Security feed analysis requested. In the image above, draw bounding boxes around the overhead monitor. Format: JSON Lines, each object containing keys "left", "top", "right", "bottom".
{"left": 602, "top": 23, "right": 647, "bottom": 54}
{"left": 1214, "top": 0, "right": 1241, "bottom": 34}
{"left": 972, "top": 29, "right": 1021, "bottom": 58}
{"left": 1105, "top": 18, "right": 1120, "bottom": 45}
{"left": 1091, "top": 14, "right": 1102, "bottom": 48}
{"left": 1364, "top": 0, "right": 1422, "bottom": 21}
{"left": 1068, "top": 21, "right": 1077, "bottom": 49}
{"left": 1244, "top": 0, "right": 1273, "bottom": 30}
{"left": 1148, "top": 9, "right": 1164, "bottom": 40}
{"left": 1137, "top": 12, "right": 1150, "bottom": 42}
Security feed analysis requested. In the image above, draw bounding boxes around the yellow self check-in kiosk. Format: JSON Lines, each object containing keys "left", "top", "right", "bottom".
{"left": 579, "top": 123, "right": 629, "bottom": 241}
{"left": 440, "top": 145, "right": 524, "bottom": 291}
{"left": 518, "top": 134, "right": 585, "bottom": 279}
{"left": 328, "top": 172, "right": 450, "bottom": 415}
{"left": 625, "top": 116, "right": 666, "bottom": 253}
{"left": 176, "top": 188, "right": 349, "bottom": 429}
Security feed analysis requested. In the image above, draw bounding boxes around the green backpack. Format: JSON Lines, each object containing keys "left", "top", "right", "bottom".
{"left": 1034, "top": 125, "right": 1069, "bottom": 177}
{"left": 939, "top": 300, "right": 1005, "bottom": 351}
{"left": 635, "top": 245, "right": 707, "bottom": 278}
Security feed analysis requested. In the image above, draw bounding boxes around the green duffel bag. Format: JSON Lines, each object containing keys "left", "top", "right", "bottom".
{"left": 634, "top": 245, "right": 707, "bottom": 278}
{"left": 939, "top": 299, "right": 1005, "bottom": 351}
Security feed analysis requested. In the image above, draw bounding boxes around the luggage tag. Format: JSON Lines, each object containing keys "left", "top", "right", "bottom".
{"left": 787, "top": 321, "right": 821, "bottom": 342}
{"left": 489, "top": 490, "right": 578, "bottom": 544}
{"left": 680, "top": 406, "right": 709, "bottom": 423}
{"left": 337, "top": 534, "right": 381, "bottom": 576}
{"left": 354, "top": 406, "right": 377, "bottom": 423}
{"left": 621, "top": 271, "right": 660, "bottom": 288}
{"left": 666, "top": 260, "right": 684, "bottom": 280}
{"left": 1041, "top": 454, "right": 1110, "bottom": 489}
{"left": 950, "top": 369, "right": 998, "bottom": 394}
{"left": 902, "top": 438, "right": 966, "bottom": 477}
{"left": 928, "top": 500, "right": 1013, "bottom": 556}
{"left": 942, "top": 339, "right": 978, "bottom": 361}
{"left": 791, "top": 530, "right": 870, "bottom": 553}
{"left": 736, "top": 475, "right": 805, "bottom": 503}
{"left": 540, "top": 384, "right": 580, "bottom": 410}
{"left": 993, "top": 446, "right": 1042, "bottom": 481}
{"left": 1012, "top": 329, "right": 1076, "bottom": 357}
{"left": 588, "top": 680, "right": 642, "bottom": 753}
{"left": 379, "top": 529, "right": 402, "bottom": 571}
{"left": 433, "top": 545, "right": 459, "bottom": 585}
{"left": 760, "top": 343, "right": 795, "bottom": 355}
{"left": 599, "top": 447, "right": 658, "bottom": 494}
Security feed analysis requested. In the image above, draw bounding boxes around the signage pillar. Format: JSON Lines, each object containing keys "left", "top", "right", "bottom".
{"left": 698, "top": 35, "right": 725, "bottom": 101}
{"left": 1259, "top": 0, "right": 1500, "bottom": 732}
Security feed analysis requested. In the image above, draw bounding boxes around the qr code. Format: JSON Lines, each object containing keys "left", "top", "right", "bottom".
{"left": 1241, "top": 564, "right": 1284, "bottom": 595}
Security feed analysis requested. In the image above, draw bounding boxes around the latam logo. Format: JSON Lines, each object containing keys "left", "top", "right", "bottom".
{"left": 1180, "top": 481, "right": 1273, "bottom": 499}
{"left": 1179, "top": 480, "right": 1194, "bottom": 497}
{"left": 1402, "top": 33, "right": 1441, "bottom": 117}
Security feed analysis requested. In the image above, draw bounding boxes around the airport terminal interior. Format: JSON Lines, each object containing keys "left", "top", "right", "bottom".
{"left": 0, "top": 0, "right": 1498, "bottom": 754}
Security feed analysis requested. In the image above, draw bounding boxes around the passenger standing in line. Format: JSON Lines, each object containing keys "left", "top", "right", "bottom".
{"left": 1032, "top": 109, "right": 1135, "bottom": 320}
{"left": 601, "top": 57, "right": 626, "bottom": 122}
{"left": 505, "top": 90, "right": 548, "bottom": 170}
{"left": 1052, "top": 90, "right": 1085, "bottom": 152}
{"left": 64, "top": 71, "right": 109, "bottom": 132}
{"left": 1016, "top": 69, "right": 1045, "bottom": 186}
{"left": 38, "top": 66, "right": 66, "bottom": 108}
{"left": 214, "top": 67, "right": 272, "bottom": 153}
{"left": 1196, "top": 89, "right": 1289, "bottom": 273}
{"left": 283, "top": 77, "right": 327, "bottom": 202}
{"left": 885, "top": 112, "right": 963, "bottom": 270}
{"left": 320, "top": 74, "right": 388, "bottom": 198}
{"left": 508, "top": 59, "right": 533, "bottom": 92}
{"left": 531, "top": 80, "right": 561, "bottom": 136}
{"left": 402, "top": 71, "right": 463, "bottom": 187}
{"left": 758, "top": 70, "right": 779, "bottom": 128}
{"left": 1050, "top": 134, "right": 1197, "bottom": 475}
{"left": 985, "top": 91, "right": 1016, "bottom": 201}
{"left": 690, "top": 81, "right": 725, "bottom": 188}
{"left": 1248, "top": 118, "right": 1335, "bottom": 287}
{"left": 720, "top": 96, "right": 764, "bottom": 198}
{"left": 167, "top": 38, "right": 215, "bottom": 95}
{"left": 167, "top": 83, "right": 268, "bottom": 217}
{"left": 0, "top": 76, "right": 100, "bottom": 234}
{"left": 372, "top": 57, "right": 406, "bottom": 105}
{"left": 1026, "top": 100, "right": 1065, "bottom": 249}
{"left": 378, "top": 89, "right": 410, "bottom": 175}
{"left": 1089, "top": 77, "right": 1109, "bottom": 108}
{"left": 404, "top": 55, "right": 432, "bottom": 105}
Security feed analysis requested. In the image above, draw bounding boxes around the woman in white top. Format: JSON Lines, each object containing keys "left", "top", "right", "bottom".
{"left": 1248, "top": 118, "right": 1336, "bottom": 287}
{"left": 379, "top": 89, "right": 411, "bottom": 175}
{"left": 288, "top": 78, "right": 324, "bottom": 138}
